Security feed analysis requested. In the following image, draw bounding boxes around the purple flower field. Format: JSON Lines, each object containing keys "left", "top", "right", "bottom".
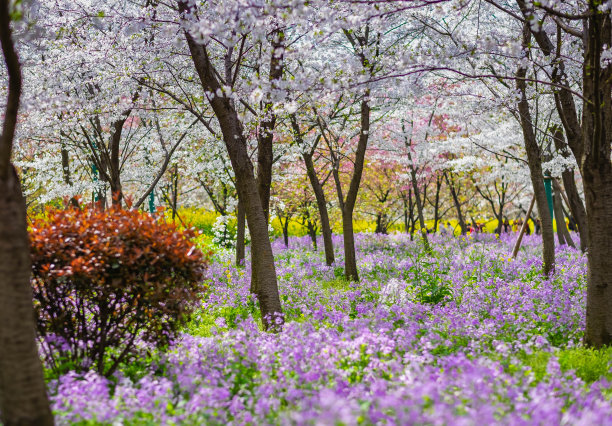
{"left": 50, "top": 233, "right": 612, "bottom": 425}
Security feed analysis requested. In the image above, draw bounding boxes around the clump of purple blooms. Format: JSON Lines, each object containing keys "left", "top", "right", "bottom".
{"left": 49, "top": 233, "right": 612, "bottom": 425}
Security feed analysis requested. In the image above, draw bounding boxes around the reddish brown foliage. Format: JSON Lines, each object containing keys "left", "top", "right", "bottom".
{"left": 30, "top": 205, "right": 208, "bottom": 377}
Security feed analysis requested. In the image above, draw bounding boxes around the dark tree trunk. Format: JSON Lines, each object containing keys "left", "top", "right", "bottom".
{"left": 402, "top": 196, "right": 409, "bottom": 234}
{"left": 61, "top": 145, "right": 79, "bottom": 207}
{"left": 0, "top": 2, "right": 53, "bottom": 422}
{"left": 432, "top": 175, "right": 442, "bottom": 232}
{"left": 516, "top": 24, "right": 555, "bottom": 275}
{"left": 583, "top": 173, "right": 612, "bottom": 347}
{"left": 0, "top": 168, "right": 54, "bottom": 426}
{"left": 282, "top": 215, "right": 289, "bottom": 248}
{"left": 408, "top": 187, "right": 416, "bottom": 240}
{"left": 108, "top": 117, "right": 127, "bottom": 207}
{"left": 293, "top": 115, "right": 335, "bottom": 265}
{"left": 582, "top": 7, "right": 612, "bottom": 347}
{"left": 236, "top": 198, "right": 245, "bottom": 267}
{"left": 560, "top": 172, "right": 588, "bottom": 251}
{"left": 170, "top": 165, "right": 179, "bottom": 222}
{"left": 305, "top": 213, "right": 318, "bottom": 251}
{"left": 553, "top": 188, "right": 567, "bottom": 246}
{"left": 553, "top": 180, "right": 575, "bottom": 248}
{"left": 249, "top": 29, "right": 285, "bottom": 293}
{"left": 444, "top": 172, "right": 467, "bottom": 235}
{"left": 552, "top": 128, "right": 588, "bottom": 252}
{"left": 519, "top": 0, "right": 612, "bottom": 347}
{"left": 340, "top": 98, "right": 370, "bottom": 281}
{"left": 61, "top": 145, "right": 72, "bottom": 186}
{"left": 407, "top": 153, "right": 430, "bottom": 252}
{"left": 180, "top": 3, "right": 282, "bottom": 329}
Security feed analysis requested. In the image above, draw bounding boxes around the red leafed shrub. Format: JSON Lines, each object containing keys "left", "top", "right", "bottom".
{"left": 30, "top": 205, "right": 208, "bottom": 377}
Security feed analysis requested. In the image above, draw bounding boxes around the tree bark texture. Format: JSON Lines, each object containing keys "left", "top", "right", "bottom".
{"left": 0, "top": 2, "right": 54, "bottom": 422}
{"left": 0, "top": 169, "right": 54, "bottom": 426}
{"left": 236, "top": 199, "right": 246, "bottom": 267}
{"left": 291, "top": 115, "right": 335, "bottom": 266}
{"left": 339, "top": 98, "right": 371, "bottom": 281}
{"left": 518, "top": 0, "right": 612, "bottom": 346}
{"left": 444, "top": 172, "right": 467, "bottom": 235}
{"left": 552, "top": 180, "right": 575, "bottom": 248}
{"left": 407, "top": 151, "right": 431, "bottom": 252}
{"left": 581, "top": 7, "right": 612, "bottom": 347}
{"left": 180, "top": 2, "right": 283, "bottom": 329}
{"left": 516, "top": 24, "right": 555, "bottom": 275}
{"left": 552, "top": 128, "right": 588, "bottom": 251}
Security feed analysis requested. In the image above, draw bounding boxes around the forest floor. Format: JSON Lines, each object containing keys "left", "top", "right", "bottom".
{"left": 51, "top": 233, "right": 612, "bottom": 425}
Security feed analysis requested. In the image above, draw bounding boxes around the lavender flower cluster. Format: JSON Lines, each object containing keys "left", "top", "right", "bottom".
{"left": 49, "top": 233, "right": 612, "bottom": 425}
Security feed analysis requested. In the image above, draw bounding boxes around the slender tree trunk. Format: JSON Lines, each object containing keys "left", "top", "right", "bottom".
{"left": 553, "top": 188, "right": 567, "bottom": 246}
{"left": 402, "top": 197, "right": 409, "bottom": 234}
{"left": 61, "top": 145, "right": 79, "bottom": 207}
{"left": 282, "top": 215, "right": 289, "bottom": 248}
{"left": 341, "top": 98, "right": 370, "bottom": 281}
{"left": 249, "top": 29, "right": 285, "bottom": 294}
{"left": 408, "top": 187, "right": 416, "bottom": 240}
{"left": 432, "top": 175, "right": 442, "bottom": 232}
{"left": 516, "top": 24, "right": 555, "bottom": 275}
{"left": 306, "top": 215, "right": 318, "bottom": 251}
{"left": 306, "top": 163, "right": 335, "bottom": 264}
{"left": 560, "top": 172, "right": 588, "bottom": 251}
{"left": 290, "top": 116, "right": 333, "bottom": 263}
{"left": 444, "top": 172, "right": 467, "bottom": 235}
{"left": 407, "top": 161, "right": 430, "bottom": 252}
{"left": 235, "top": 199, "right": 245, "bottom": 267}
{"left": 108, "top": 117, "right": 127, "bottom": 207}
{"left": 553, "top": 181, "right": 575, "bottom": 248}
{"left": 0, "top": 3, "right": 53, "bottom": 422}
{"left": 180, "top": 5, "right": 282, "bottom": 329}
{"left": 552, "top": 128, "right": 588, "bottom": 251}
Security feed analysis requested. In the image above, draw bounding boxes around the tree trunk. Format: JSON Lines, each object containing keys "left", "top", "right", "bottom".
{"left": 444, "top": 171, "right": 467, "bottom": 235}
{"left": 306, "top": 216, "right": 318, "bottom": 251}
{"left": 583, "top": 173, "right": 612, "bottom": 347}
{"left": 295, "top": 120, "right": 334, "bottom": 265}
{"left": 180, "top": 5, "right": 282, "bottom": 329}
{"left": 516, "top": 24, "right": 555, "bottom": 275}
{"left": 582, "top": 7, "right": 612, "bottom": 348}
{"left": 402, "top": 197, "right": 409, "bottom": 234}
{"left": 61, "top": 145, "right": 79, "bottom": 208}
{"left": 342, "top": 208, "right": 359, "bottom": 281}
{"left": 0, "top": 168, "right": 54, "bottom": 426}
{"left": 282, "top": 216, "right": 289, "bottom": 248}
{"left": 553, "top": 188, "right": 567, "bottom": 246}
{"left": 432, "top": 175, "right": 442, "bottom": 232}
{"left": 553, "top": 180, "right": 575, "bottom": 248}
{"left": 108, "top": 117, "right": 127, "bottom": 207}
{"left": 560, "top": 171, "right": 588, "bottom": 252}
{"left": 408, "top": 160, "right": 431, "bottom": 252}
{"left": 0, "top": 3, "right": 53, "bottom": 421}
{"left": 553, "top": 127, "right": 589, "bottom": 253}
{"left": 552, "top": 128, "right": 589, "bottom": 252}
{"left": 235, "top": 199, "right": 245, "bottom": 267}
{"left": 330, "top": 97, "right": 370, "bottom": 281}
{"left": 519, "top": 0, "right": 612, "bottom": 347}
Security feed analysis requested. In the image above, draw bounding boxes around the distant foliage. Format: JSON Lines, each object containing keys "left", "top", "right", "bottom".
{"left": 30, "top": 205, "right": 208, "bottom": 377}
